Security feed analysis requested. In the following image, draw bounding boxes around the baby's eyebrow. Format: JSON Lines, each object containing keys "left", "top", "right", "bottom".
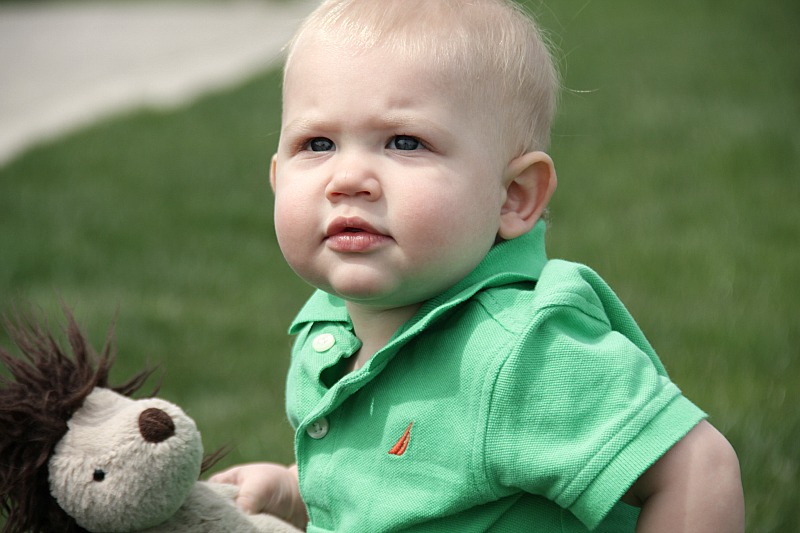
{"left": 282, "top": 113, "right": 451, "bottom": 139}
{"left": 281, "top": 117, "right": 332, "bottom": 136}
{"left": 373, "top": 113, "right": 451, "bottom": 137}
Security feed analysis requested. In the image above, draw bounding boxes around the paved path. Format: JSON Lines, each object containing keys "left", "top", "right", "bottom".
{"left": 0, "top": 1, "right": 315, "bottom": 166}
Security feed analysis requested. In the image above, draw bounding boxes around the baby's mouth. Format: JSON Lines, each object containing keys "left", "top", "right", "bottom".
{"left": 326, "top": 217, "right": 383, "bottom": 238}
{"left": 325, "top": 217, "right": 390, "bottom": 252}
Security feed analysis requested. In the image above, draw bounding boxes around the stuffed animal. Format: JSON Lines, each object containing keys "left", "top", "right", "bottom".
{"left": 0, "top": 310, "right": 302, "bottom": 533}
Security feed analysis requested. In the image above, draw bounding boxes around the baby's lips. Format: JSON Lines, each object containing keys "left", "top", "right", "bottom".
{"left": 326, "top": 216, "right": 385, "bottom": 237}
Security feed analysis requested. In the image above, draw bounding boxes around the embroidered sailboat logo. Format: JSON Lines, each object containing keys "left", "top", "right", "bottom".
{"left": 388, "top": 422, "right": 414, "bottom": 456}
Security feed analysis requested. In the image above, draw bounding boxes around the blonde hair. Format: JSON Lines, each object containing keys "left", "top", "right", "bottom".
{"left": 284, "top": 0, "right": 559, "bottom": 156}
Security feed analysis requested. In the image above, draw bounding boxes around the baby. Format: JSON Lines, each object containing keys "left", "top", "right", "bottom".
{"left": 212, "top": 0, "right": 745, "bottom": 531}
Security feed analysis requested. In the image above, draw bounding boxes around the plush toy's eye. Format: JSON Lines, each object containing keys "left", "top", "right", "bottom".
{"left": 93, "top": 469, "right": 106, "bottom": 482}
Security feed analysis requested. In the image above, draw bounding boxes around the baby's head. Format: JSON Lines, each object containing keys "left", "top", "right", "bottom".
{"left": 284, "top": 0, "right": 558, "bottom": 159}
{"left": 270, "top": 0, "right": 559, "bottom": 311}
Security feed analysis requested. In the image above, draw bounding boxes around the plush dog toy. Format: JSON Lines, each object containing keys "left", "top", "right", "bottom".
{"left": 0, "top": 310, "right": 301, "bottom": 533}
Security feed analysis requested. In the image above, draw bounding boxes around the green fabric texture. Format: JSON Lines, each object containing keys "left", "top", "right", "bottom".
{"left": 285, "top": 221, "right": 705, "bottom": 531}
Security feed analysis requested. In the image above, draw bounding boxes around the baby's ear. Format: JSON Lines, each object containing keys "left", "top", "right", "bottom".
{"left": 498, "top": 151, "right": 557, "bottom": 240}
{"left": 269, "top": 154, "right": 278, "bottom": 192}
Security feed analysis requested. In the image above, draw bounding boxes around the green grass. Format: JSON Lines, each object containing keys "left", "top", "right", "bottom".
{"left": 1, "top": 0, "right": 798, "bottom": 531}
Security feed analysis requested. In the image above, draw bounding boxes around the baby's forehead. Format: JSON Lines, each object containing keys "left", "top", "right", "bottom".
{"left": 284, "top": 30, "right": 487, "bottom": 111}
{"left": 284, "top": 34, "right": 491, "bottom": 115}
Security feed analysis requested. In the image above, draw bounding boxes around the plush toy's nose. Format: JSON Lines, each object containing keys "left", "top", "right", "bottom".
{"left": 138, "top": 407, "right": 176, "bottom": 443}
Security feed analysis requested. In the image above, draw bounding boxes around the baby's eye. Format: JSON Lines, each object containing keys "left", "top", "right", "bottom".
{"left": 305, "top": 137, "right": 335, "bottom": 152}
{"left": 387, "top": 135, "right": 422, "bottom": 151}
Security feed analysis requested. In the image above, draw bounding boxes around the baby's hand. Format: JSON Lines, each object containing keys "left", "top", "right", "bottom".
{"left": 209, "top": 462, "right": 307, "bottom": 529}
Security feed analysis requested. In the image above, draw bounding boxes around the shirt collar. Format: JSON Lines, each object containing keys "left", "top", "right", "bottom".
{"left": 289, "top": 220, "right": 549, "bottom": 334}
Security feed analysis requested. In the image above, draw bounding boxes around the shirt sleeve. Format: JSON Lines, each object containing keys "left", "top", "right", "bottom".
{"left": 482, "top": 261, "right": 706, "bottom": 530}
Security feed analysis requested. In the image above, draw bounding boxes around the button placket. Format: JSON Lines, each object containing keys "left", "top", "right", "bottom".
{"left": 301, "top": 329, "right": 359, "bottom": 443}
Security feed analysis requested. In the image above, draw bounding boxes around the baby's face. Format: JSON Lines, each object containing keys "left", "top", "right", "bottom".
{"left": 271, "top": 37, "right": 510, "bottom": 312}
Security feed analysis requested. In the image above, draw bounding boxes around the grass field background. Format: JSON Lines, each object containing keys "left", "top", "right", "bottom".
{"left": 1, "top": 0, "right": 797, "bottom": 530}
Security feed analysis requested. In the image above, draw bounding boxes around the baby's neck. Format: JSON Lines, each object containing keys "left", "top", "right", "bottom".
{"left": 345, "top": 302, "right": 421, "bottom": 372}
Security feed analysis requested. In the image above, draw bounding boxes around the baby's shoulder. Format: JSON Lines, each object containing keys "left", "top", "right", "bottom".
{"left": 477, "top": 259, "right": 611, "bottom": 328}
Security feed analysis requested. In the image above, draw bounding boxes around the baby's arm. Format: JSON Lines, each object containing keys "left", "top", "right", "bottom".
{"left": 623, "top": 420, "right": 744, "bottom": 532}
{"left": 209, "top": 462, "right": 308, "bottom": 530}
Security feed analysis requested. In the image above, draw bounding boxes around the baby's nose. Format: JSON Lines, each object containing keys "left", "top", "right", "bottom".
{"left": 138, "top": 407, "right": 175, "bottom": 443}
{"left": 326, "top": 157, "right": 382, "bottom": 201}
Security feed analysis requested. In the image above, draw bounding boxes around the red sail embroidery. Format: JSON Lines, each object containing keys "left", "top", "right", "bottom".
{"left": 388, "top": 422, "right": 413, "bottom": 456}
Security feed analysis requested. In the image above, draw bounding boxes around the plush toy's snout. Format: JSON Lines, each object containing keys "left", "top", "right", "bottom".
{"left": 139, "top": 407, "right": 176, "bottom": 443}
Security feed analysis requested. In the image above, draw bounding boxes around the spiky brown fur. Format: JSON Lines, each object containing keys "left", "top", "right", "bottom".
{"left": 0, "top": 309, "right": 154, "bottom": 533}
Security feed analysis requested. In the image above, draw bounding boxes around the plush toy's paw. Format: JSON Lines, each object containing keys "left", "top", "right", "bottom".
{"left": 246, "top": 512, "right": 305, "bottom": 533}
{"left": 141, "top": 482, "right": 302, "bottom": 533}
{"left": 205, "top": 482, "right": 304, "bottom": 533}
{"left": 205, "top": 479, "right": 240, "bottom": 500}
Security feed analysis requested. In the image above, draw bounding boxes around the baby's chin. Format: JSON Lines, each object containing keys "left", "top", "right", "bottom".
{"left": 323, "top": 281, "right": 432, "bottom": 311}
{"left": 294, "top": 259, "right": 460, "bottom": 310}
{"left": 327, "top": 285, "right": 414, "bottom": 308}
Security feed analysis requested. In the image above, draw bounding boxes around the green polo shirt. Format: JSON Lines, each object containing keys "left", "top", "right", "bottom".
{"left": 286, "top": 221, "right": 705, "bottom": 532}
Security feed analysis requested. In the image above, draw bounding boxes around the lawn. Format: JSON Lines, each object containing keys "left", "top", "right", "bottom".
{"left": 1, "top": 0, "right": 798, "bottom": 530}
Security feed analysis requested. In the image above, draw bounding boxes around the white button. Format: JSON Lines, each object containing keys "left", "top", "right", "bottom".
{"left": 312, "top": 333, "right": 336, "bottom": 352}
{"left": 306, "top": 417, "right": 329, "bottom": 439}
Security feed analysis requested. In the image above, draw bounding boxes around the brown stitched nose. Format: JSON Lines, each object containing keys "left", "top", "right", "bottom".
{"left": 139, "top": 408, "right": 176, "bottom": 443}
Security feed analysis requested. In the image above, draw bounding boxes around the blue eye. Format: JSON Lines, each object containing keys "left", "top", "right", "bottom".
{"left": 388, "top": 135, "right": 421, "bottom": 151}
{"left": 307, "top": 137, "right": 335, "bottom": 152}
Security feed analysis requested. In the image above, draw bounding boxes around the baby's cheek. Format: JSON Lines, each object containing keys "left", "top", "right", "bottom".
{"left": 273, "top": 194, "right": 310, "bottom": 241}
{"left": 409, "top": 201, "right": 491, "bottom": 250}
{"left": 275, "top": 224, "right": 308, "bottom": 271}
{"left": 273, "top": 210, "right": 321, "bottom": 285}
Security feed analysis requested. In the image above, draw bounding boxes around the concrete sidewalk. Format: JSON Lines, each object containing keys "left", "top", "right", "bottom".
{"left": 0, "top": 1, "right": 315, "bottom": 166}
